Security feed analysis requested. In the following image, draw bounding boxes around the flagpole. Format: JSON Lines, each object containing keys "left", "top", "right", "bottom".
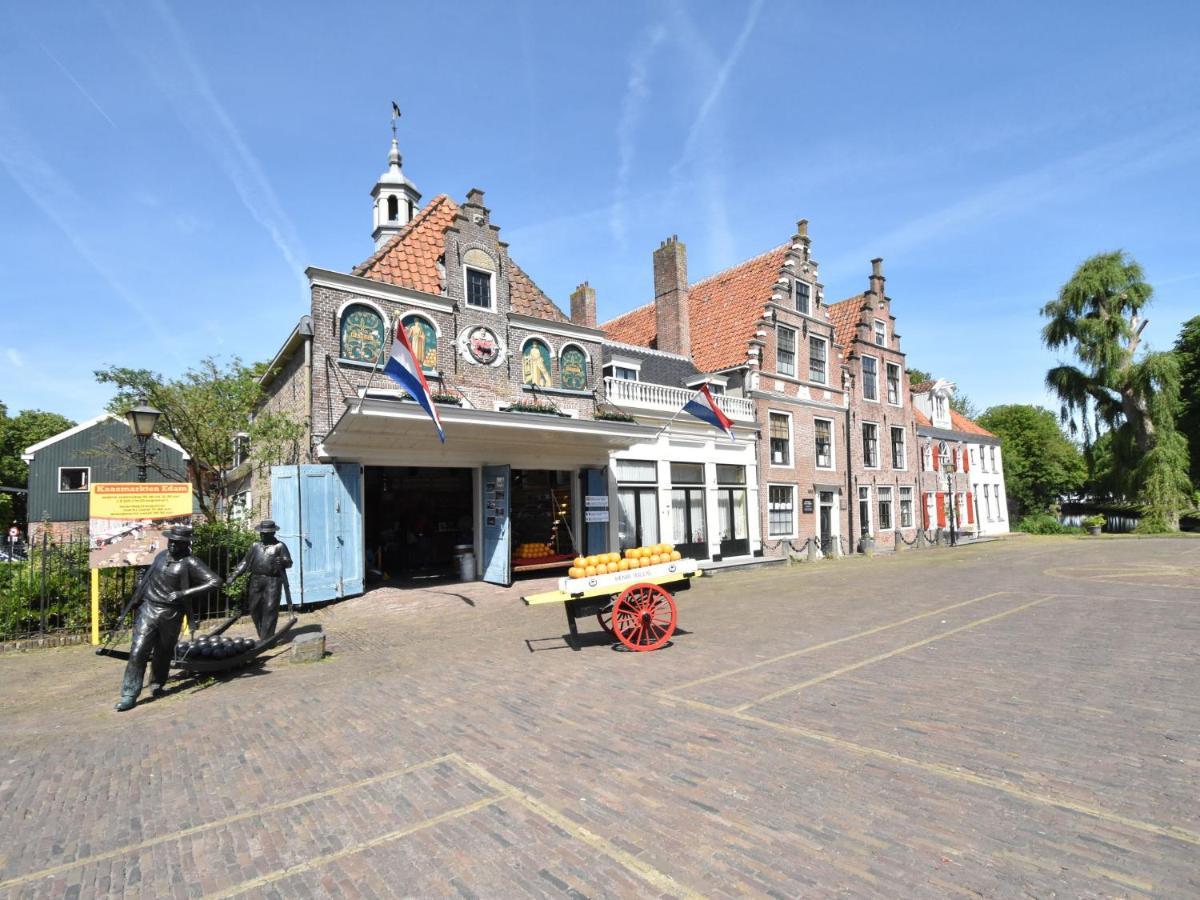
{"left": 355, "top": 337, "right": 389, "bottom": 415}
{"left": 652, "top": 387, "right": 702, "bottom": 441}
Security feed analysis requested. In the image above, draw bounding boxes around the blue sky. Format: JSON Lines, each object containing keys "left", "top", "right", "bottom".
{"left": 1, "top": 1, "right": 1197, "bottom": 424}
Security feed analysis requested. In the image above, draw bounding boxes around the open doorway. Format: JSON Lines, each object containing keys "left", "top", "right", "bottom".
{"left": 510, "top": 469, "right": 577, "bottom": 573}
{"left": 365, "top": 466, "right": 473, "bottom": 580}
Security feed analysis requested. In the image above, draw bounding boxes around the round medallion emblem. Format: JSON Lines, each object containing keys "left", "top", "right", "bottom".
{"left": 458, "top": 325, "right": 506, "bottom": 367}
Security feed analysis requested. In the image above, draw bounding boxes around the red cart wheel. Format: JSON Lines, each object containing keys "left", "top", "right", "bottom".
{"left": 611, "top": 583, "right": 676, "bottom": 651}
{"left": 596, "top": 607, "right": 614, "bottom": 636}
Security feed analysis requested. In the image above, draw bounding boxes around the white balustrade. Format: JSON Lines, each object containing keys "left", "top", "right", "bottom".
{"left": 603, "top": 377, "right": 756, "bottom": 421}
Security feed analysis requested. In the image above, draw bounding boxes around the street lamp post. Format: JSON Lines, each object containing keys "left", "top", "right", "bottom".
{"left": 125, "top": 401, "right": 162, "bottom": 483}
{"left": 943, "top": 448, "right": 958, "bottom": 547}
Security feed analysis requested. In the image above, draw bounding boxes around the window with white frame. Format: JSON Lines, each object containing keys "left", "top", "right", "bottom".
{"left": 862, "top": 422, "right": 879, "bottom": 468}
{"left": 58, "top": 467, "right": 90, "bottom": 493}
{"left": 615, "top": 459, "right": 660, "bottom": 552}
{"left": 899, "top": 486, "right": 914, "bottom": 528}
{"left": 777, "top": 325, "right": 796, "bottom": 377}
{"left": 922, "top": 444, "right": 932, "bottom": 470}
{"left": 997, "top": 486, "right": 1006, "bottom": 519}
{"left": 795, "top": 280, "right": 811, "bottom": 315}
{"left": 465, "top": 267, "right": 493, "bottom": 309}
{"left": 604, "top": 364, "right": 639, "bottom": 381}
{"left": 814, "top": 417, "right": 834, "bottom": 469}
{"left": 858, "top": 486, "right": 872, "bottom": 536}
{"left": 861, "top": 355, "right": 878, "bottom": 401}
{"left": 886, "top": 362, "right": 901, "bottom": 405}
{"left": 970, "top": 447, "right": 978, "bottom": 469}
{"left": 769, "top": 412, "right": 792, "bottom": 466}
{"left": 890, "top": 426, "right": 906, "bottom": 469}
{"left": 768, "top": 485, "right": 795, "bottom": 537}
{"left": 990, "top": 446, "right": 998, "bottom": 470}
{"left": 809, "top": 335, "right": 827, "bottom": 384}
{"left": 874, "top": 319, "right": 886, "bottom": 346}
{"left": 983, "top": 484, "right": 993, "bottom": 520}
{"left": 878, "top": 486, "right": 893, "bottom": 531}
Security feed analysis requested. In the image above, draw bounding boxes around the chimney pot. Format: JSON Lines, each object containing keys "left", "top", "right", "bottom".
{"left": 652, "top": 236, "right": 691, "bottom": 357}
{"left": 797, "top": 218, "right": 809, "bottom": 239}
{"left": 570, "top": 281, "right": 597, "bottom": 328}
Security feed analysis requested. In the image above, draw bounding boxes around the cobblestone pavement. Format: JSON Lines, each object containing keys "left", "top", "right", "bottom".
{"left": 2, "top": 536, "right": 1198, "bottom": 898}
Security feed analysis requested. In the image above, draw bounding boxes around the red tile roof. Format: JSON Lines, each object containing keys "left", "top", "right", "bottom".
{"left": 913, "top": 408, "right": 932, "bottom": 427}
{"left": 353, "top": 194, "right": 458, "bottom": 293}
{"left": 825, "top": 294, "right": 866, "bottom": 349}
{"left": 603, "top": 245, "right": 789, "bottom": 372}
{"left": 950, "top": 409, "right": 995, "bottom": 437}
{"left": 910, "top": 379, "right": 936, "bottom": 393}
{"left": 352, "top": 193, "right": 567, "bottom": 322}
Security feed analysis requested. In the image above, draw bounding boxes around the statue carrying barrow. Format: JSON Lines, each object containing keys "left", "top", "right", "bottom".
{"left": 115, "top": 525, "right": 220, "bottom": 711}
{"left": 228, "top": 519, "right": 293, "bottom": 640}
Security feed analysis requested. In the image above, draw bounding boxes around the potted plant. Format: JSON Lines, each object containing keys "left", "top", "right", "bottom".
{"left": 1083, "top": 514, "right": 1105, "bottom": 536}
{"left": 430, "top": 392, "right": 462, "bottom": 407}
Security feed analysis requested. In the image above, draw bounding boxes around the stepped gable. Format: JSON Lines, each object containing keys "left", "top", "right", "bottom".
{"left": 353, "top": 194, "right": 458, "bottom": 293}
{"left": 508, "top": 258, "right": 569, "bottom": 323}
{"left": 603, "top": 245, "right": 789, "bottom": 373}
{"left": 825, "top": 294, "right": 868, "bottom": 350}
{"left": 352, "top": 192, "right": 568, "bottom": 322}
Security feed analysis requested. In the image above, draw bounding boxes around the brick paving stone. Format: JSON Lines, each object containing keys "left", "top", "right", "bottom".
{"left": 1, "top": 536, "right": 1199, "bottom": 897}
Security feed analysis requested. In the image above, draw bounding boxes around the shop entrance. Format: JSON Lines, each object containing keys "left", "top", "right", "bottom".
{"left": 365, "top": 466, "right": 473, "bottom": 579}
{"left": 509, "top": 469, "right": 577, "bottom": 574}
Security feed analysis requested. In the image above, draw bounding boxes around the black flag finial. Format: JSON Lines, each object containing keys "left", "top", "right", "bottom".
{"left": 391, "top": 101, "right": 401, "bottom": 139}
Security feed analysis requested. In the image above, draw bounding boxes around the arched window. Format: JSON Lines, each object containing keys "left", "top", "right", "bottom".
{"left": 938, "top": 441, "right": 952, "bottom": 470}
{"left": 387, "top": 195, "right": 399, "bottom": 221}
{"left": 401, "top": 314, "right": 437, "bottom": 371}
{"left": 559, "top": 345, "right": 588, "bottom": 390}
{"left": 339, "top": 304, "right": 385, "bottom": 363}
{"left": 522, "top": 339, "right": 552, "bottom": 387}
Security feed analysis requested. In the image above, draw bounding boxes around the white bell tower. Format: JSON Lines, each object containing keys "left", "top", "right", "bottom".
{"left": 371, "top": 134, "right": 421, "bottom": 249}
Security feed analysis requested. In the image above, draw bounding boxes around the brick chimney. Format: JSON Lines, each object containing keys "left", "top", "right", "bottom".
{"left": 570, "top": 281, "right": 597, "bottom": 328}
{"left": 653, "top": 235, "right": 691, "bottom": 356}
{"left": 869, "top": 257, "right": 885, "bottom": 298}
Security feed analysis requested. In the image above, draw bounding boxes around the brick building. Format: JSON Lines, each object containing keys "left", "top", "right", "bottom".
{"left": 254, "top": 137, "right": 655, "bottom": 596}
{"left": 603, "top": 221, "right": 923, "bottom": 557}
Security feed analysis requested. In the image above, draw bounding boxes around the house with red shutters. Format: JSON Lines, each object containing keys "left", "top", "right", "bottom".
{"left": 603, "top": 220, "right": 924, "bottom": 557}
{"left": 911, "top": 380, "right": 1010, "bottom": 538}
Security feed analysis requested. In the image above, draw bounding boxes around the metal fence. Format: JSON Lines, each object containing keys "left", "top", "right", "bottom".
{"left": 0, "top": 531, "right": 252, "bottom": 647}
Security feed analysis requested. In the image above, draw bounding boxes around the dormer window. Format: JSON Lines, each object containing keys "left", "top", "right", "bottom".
{"left": 466, "top": 268, "right": 492, "bottom": 310}
{"left": 794, "top": 280, "right": 811, "bottom": 315}
{"left": 605, "top": 365, "right": 638, "bottom": 381}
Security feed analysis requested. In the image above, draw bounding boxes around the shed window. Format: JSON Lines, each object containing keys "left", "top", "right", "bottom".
{"left": 59, "top": 467, "right": 90, "bottom": 493}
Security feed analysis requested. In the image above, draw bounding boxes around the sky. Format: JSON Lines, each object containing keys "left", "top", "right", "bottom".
{"left": 1, "top": 1, "right": 1198, "bottom": 424}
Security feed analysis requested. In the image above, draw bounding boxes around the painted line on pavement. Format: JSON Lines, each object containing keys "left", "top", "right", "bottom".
{"left": 659, "top": 694, "right": 1200, "bottom": 849}
{"left": 662, "top": 590, "right": 1012, "bottom": 696}
{"left": 733, "top": 594, "right": 1057, "bottom": 712}
{"left": 451, "top": 754, "right": 704, "bottom": 900}
{"left": 0, "top": 755, "right": 454, "bottom": 892}
{"left": 209, "top": 795, "right": 503, "bottom": 899}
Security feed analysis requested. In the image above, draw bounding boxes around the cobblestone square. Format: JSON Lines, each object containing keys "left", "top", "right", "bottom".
{"left": 2, "top": 536, "right": 1198, "bottom": 898}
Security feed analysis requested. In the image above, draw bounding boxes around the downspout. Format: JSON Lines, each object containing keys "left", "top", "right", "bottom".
{"left": 304, "top": 335, "right": 313, "bottom": 461}
{"left": 844, "top": 403, "right": 854, "bottom": 554}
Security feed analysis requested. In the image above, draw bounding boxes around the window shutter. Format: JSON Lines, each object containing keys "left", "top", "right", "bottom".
{"left": 963, "top": 449, "right": 970, "bottom": 472}
{"left": 932, "top": 447, "right": 939, "bottom": 471}
{"left": 936, "top": 492, "right": 946, "bottom": 527}
{"left": 922, "top": 493, "right": 930, "bottom": 528}
{"left": 966, "top": 492, "right": 975, "bottom": 524}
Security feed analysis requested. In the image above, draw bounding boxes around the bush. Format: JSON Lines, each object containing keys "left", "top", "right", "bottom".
{"left": 1083, "top": 514, "right": 1106, "bottom": 528}
{"left": 1134, "top": 515, "right": 1174, "bottom": 534}
{"left": 1017, "top": 513, "right": 1084, "bottom": 535}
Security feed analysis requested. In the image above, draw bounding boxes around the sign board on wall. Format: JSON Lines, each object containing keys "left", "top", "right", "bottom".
{"left": 88, "top": 482, "right": 192, "bottom": 569}
{"left": 802, "top": 499, "right": 814, "bottom": 514}
{"left": 584, "top": 495, "right": 609, "bottom": 508}
{"left": 584, "top": 510, "right": 609, "bottom": 523}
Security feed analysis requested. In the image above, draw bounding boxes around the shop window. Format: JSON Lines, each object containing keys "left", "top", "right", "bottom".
{"left": 616, "top": 458, "right": 659, "bottom": 552}
{"left": 340, "top": 304, "right": 385, "bottom": 363}
{"left": 59, "top": 467, "right": 89, "bottom": 493}
{"left": 717, "top": 465, "right": 748, "bottom": 557}
{"left": 522, "top": 339, "right": 552, "bottom": 387}
{"left": 670, "top": 463, "right": 707, "bottom": 558}
{"left": 559, "top": 345, "right": 588, "bottom": 391}
{"left": 401, "top": 314, "right": 437, "bottom": 371}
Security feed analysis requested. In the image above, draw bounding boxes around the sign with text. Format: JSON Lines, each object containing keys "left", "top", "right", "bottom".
{"left": 584, "top": 509, "right": 609, "bottom": 523}
{"left": 584, "top": 495, "right": 609, "bottom": 508}
{"left": 88, "top": 482, "right": 192, "bottom": 569}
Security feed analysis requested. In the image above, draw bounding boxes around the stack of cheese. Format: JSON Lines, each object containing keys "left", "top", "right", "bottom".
{"left": 567, "top": 544, "right": 682, "bottom": 579}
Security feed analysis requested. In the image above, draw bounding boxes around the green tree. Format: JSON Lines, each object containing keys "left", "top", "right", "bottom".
{"left": 0, "top": 404, "right": 76, "bottom": 524}
{"left": 907, "top": 368, "right": 978, "bottom": 419}
{"left": 1042, "top": 251, "right": 1191, "bottom": 528}
{"left": 907, "top": 367, "right": 932, "bottom": 387}
{"left": 976, "top": 405, "right": 1087, "bottom": 520}
{"left": 95, "top": 358, "right": 305, "bottom": 523}
{"left": 1175, "top": 315, "right": 1200, "bottom": 489}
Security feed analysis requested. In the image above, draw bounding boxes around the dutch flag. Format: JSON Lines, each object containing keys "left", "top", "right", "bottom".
{"left": 682, "top": 383, "right": 734, "bottom": 438}
{"left": 383, "top": 322, "right": 446, "bottom": 442}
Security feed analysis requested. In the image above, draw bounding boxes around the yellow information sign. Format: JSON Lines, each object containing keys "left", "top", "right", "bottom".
{"left": 88, "top": 482, "right": 192, "bottom": 569}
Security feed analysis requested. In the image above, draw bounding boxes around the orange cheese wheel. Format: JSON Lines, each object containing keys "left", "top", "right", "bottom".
{"left": 671, "top": 550, "right": 682, "bottom": 561}
{"left": 568, "top": 566, "right": 583, "bottom": 579}
{"left": 584, "top": 565, "right": 597, "bottom": 577}
{"left": 573, "top": 557, "right": 586, "bottom": 568}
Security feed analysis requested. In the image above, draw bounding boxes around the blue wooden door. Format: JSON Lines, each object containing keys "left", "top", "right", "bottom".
{"left": 481, "top": 465, "right": 511, "bottom": 586}
{"left": 581, "top": 467, "right": 609, "bottom": 557}
{"left": 335, "top": 463, "right": 364, "bottom": 597}
{"left": 298, "top": 465, "right": 340, "bottom": 603}
{"left": 270, "top": 466, "right": 303, "bottom": 598}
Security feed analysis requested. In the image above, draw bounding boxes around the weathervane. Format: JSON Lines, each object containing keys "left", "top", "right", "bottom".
{"left": 391, "top": 100, "right": 401, "bottom": 140}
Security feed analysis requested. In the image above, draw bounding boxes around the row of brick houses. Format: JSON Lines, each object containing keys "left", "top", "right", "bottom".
{"left": 245, "top": 134, "right": 1007, "bottom": 600}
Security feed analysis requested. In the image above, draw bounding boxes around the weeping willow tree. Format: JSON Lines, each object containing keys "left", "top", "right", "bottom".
{"left": 1042, "top": 251, "right": 1191, "bottom": 529}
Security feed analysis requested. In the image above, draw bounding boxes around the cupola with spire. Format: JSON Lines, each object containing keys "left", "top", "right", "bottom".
{"left": 370, "top": 134, "right": 421, "bottom": 249}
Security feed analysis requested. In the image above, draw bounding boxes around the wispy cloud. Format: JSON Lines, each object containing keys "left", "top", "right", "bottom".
{"left": 611, "top": 24, "right": 667, "bottom": 247}
{"left": 824, "top": 118, "right": 1200, "bottom": 281}
{"left": 39, "top": 42, "right": 117, "bottom": 128}
{"left": 100, "top": 0, "right": 308, "bottom": 295}
{"left": 0, "top": 93, "right": 180, "bottom": 354}
{"left": 5, "top": 348, "right": 24, "bottom": 368}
